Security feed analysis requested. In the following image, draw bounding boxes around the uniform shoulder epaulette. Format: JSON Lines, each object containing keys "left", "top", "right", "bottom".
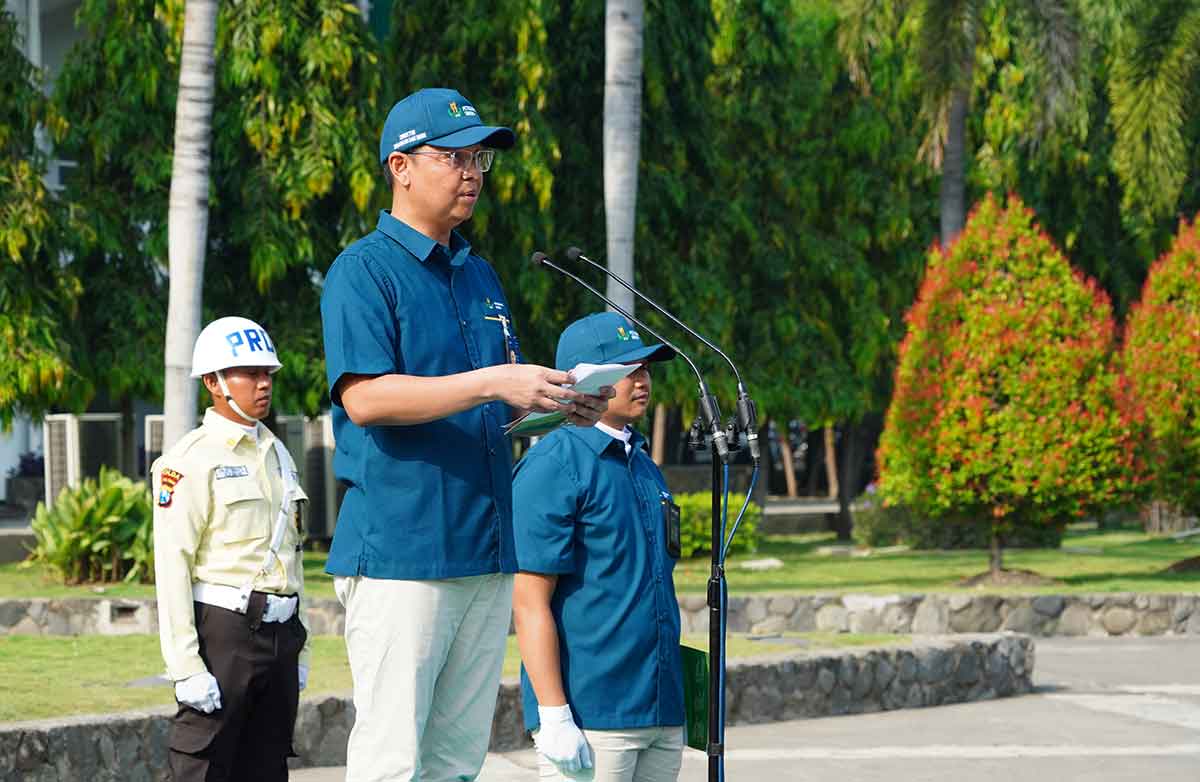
{"left": 159, "top": 427, "right": 208, "bottom": 464}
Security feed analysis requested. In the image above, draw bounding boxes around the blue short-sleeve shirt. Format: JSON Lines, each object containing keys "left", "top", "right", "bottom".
{"left": 513, "top": 425, "right": 684, "bottom": 731}
{"left": 320, "top": 211, "right": 518, "bottom": 579}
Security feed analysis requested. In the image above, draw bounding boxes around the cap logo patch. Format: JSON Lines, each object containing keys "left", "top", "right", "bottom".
{"left": 617, "top": 327, "right": 640, "bottom": 342}
{"left": 448, "top": 102, "right": 463, "bottom": 118}
{"left": 158, "top": 468, "right": 184, "bottom": 507}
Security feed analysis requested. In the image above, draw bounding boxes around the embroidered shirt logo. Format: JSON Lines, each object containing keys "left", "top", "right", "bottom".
{"left": 158, "top": 468, "right": 184, "bottom": 507}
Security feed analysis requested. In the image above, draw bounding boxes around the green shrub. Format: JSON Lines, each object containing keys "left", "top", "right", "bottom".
{"left": 877, "top": 194, "right": 1134, "bottom": 565}
{"left": 1122, "top": 214, "right": 1200, "bottom": 514}
{"left": 26, "top": 467, "right": 154, "bottom": 584}
{"left": 675, "top": 491, "right": 760, "bottom": 559}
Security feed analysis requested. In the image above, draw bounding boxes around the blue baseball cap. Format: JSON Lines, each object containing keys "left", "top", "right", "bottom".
{"left": 379, "top": 88, "right": 515, "bottom": 163}
{"left": 555, "top": 312, "right": 676, "bottom": 370}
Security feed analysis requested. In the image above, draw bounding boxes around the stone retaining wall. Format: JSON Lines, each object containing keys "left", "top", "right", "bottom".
{"left": 1, "top": 593, "right": 1196, "bottom": 639}
{"left": 0, "top": 634, "right": 1032, "bottom": 781}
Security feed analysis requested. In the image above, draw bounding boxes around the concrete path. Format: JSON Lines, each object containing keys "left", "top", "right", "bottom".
{"left": 293, "top": 635, "right": 1200, "bottom": 781}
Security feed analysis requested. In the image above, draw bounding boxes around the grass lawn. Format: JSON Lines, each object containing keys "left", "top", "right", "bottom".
{"left": 1, "top": 525, "right": 1197, "bottom": 600}
{"left": 0, "top": 632, "right": 902, "bottom": 723}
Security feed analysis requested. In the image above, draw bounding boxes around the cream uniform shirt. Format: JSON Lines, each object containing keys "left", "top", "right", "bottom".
{"left": 153, "top": 408, "right": 310, "bottom": 681}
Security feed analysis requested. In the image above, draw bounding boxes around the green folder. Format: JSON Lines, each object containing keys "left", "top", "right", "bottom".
{"left": 680, "top": 645, "right": 709, "bottom": 752}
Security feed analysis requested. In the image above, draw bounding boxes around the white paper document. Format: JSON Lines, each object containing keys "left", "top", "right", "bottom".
{"left": 503, "top": 362, "right": 638, "bottom": 437}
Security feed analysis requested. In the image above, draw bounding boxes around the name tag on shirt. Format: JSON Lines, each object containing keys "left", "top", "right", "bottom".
{"left": 214, "top": 465, "right": 250, "bottom": 480}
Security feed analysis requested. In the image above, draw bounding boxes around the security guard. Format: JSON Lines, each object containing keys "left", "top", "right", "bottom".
{"left": 512, "top": 312, "right": 686, "bottom": 782}
{"left": 153, "top": 316, "right": 310, "bottom": 782}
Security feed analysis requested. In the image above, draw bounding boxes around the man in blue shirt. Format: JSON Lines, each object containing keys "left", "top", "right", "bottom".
{"left": 513, "top": 312, "right": 686, "bottom": 782}
{"left": 320, "top": 88, "right": 609, "bottom": 782}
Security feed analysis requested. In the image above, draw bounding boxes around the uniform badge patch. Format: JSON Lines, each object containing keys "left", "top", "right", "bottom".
{"left": 158, "top": 468, "right": 184, "bottom": 507}
{"left": 214, "top": 465, "right": 250, "bottom": 480}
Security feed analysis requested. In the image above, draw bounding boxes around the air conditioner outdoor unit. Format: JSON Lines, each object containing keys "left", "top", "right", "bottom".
{"left": 43, "top": 413, "right": 125, "bottom": 508}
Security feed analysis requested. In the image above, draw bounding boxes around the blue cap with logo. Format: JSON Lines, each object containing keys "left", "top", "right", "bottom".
{"left": 555, "top": 312, "right": 676, "bottom": 371}
{"left": 379, "top": 87, "right": 515, "bottom": 163}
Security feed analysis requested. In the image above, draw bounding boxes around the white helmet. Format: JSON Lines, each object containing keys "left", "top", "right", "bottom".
{"left": 190, "top": 316, "right": 282, "bottom": 378}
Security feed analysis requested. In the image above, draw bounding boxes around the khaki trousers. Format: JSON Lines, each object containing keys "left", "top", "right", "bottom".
{"left": 335, "top": 573, "right": 513, "bottom": 782}
{"left": 535, "top": 726, "right": 685, "bottom": 782}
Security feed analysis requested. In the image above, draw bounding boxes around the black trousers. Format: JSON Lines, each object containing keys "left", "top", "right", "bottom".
{"left": 168, "top": 593, "right": 306, "bottom": 782}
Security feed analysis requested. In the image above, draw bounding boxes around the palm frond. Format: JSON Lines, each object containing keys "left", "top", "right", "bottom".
{"left": 1109, "top": 0, "right": 1200, "bottom": 220}
{"left": 1014, "top": 0, "right": 1085, "bottom": 139}
{"left": 835, "top": 0, "right": 912, "bottom": 91}
{"left": 914, "top": 0, "right": 978, "bottom": 167}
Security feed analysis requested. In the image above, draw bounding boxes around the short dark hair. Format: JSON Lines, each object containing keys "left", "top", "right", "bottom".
{"left": 381, "top": 161, "right": 394, "bottom": 189}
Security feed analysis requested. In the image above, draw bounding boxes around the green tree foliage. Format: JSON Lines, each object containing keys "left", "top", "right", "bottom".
{"left": 1109, "top": 0, "right": 1200, "bottom": 224}
{"left": 1121, "top": 214, "right": 1200, "bottom": 514}
{"left": 26, "top": 467, "right": 154, "bottom": 584}
{"left": 878, "top": 194, "right": 1133, "bottom": 569}
{"left": 0, "top": 10, "right": 90, "bottom": 428}
{"left": 51, "top": 0, "right": 381, "bottom": 415}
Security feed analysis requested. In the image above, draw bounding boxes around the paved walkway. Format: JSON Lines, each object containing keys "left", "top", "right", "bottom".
{"left": 293, "top": 635, "right": 1200, "bottom": 781}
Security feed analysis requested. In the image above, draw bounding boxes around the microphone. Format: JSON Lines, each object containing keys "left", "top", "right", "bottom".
{"left": 562, "top": 247, "right": 760, "bottom": 463}
{"left": 530, "top": 251, "right": 732, "bottom": 462}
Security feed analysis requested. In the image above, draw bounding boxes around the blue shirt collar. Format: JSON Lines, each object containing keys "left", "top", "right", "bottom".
{"left": 376, "top": 210, "right": 472, "bottom": 267}
{"left": 570, "top": 424, "right": 647, "bottom": 457}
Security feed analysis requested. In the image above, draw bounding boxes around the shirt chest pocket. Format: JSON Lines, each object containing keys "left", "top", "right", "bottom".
{"left": 212, "top": 478, "right": 270, "bottom": 543}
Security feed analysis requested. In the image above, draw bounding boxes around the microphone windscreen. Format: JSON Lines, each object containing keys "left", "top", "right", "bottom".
{"left": 530, "top": 251, "right": 549, "bottom": 266}
{"left": 565, "top": 247, "right": 583, "bottom": 262}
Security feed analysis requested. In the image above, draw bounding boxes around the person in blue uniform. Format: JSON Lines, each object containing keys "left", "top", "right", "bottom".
{"left": 320, "top": 87, "right": 610, "bottom": 782}
{"left": 512, "top": 312, "right": 686, "bottom": 782}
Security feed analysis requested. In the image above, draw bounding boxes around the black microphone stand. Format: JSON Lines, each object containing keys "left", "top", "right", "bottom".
{"left": 551, "top": 249, "right": 764, "bottom": 782}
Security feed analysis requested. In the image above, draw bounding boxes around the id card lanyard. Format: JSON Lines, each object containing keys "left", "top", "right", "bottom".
{"left": 236, "top": 438, "right": 299, "bottom": 611}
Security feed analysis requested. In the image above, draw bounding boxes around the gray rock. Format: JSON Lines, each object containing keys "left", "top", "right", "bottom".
{"left": 874, "top": 658, "right": 896, "bottom": 690}
{"left": 897, "top": 653, "right": 918, "bottom": 682}
{"left": 745, "top": 598, "right": 769, "bottom": 624}
{"left": 815, "top": 604, "right": 848, "bottom": 632}
{"left": 816, "top": 666, "right": 837, "bottom": 694}
{"left": 912, "top": 598, "right": 948, "bottom": 634}
{"left": 769, "top": 596, "right": 797, "bottom": 617}
{"left": 16, "top": 731, "right": 48, "bottom": 771}
{"left": 954, "top": 650, "right": 981, "bottom": 684}
{"left": 0, "top": 601, "right": 28, "bottom": 629}
{"left": 1189, "top": 610, "right": 1200, "bottom": 636}
{"left": 949, "top": 596, "right": 1002, "bottom": 633}
{"left": 1054, "top": 602, "right": 1092, "bottom": 636}
{"left": 788, "top": 601, "right": 817, "bottom": 632}
{"left": 1002, "top": 604, "right": 1038, "bottom": 634}
{"left": 918, "top": 648, "right": 951, "bottom": 683}
{"left": 849, "top": 610, "right": 883, "bottom": 634}
{"left": 1102, "top": 606, "right": 1137, "bottom": 635}
{"left": 1136, "top": 611, "right": 1171, "bottom": 636}
{"left": 1172, "top": 596, "right": 1194, "bottom": 624}
{"left": 1032, "top": 596, "right": 1065, "bottom": 617}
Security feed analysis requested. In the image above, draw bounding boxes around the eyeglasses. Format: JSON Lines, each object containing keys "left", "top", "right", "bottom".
{"left": 406, "top": 148, "right": 496, "bottom": 173}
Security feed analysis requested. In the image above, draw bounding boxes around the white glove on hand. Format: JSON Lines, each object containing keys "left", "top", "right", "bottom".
{"left": 175, "top": 672, "right": 222, "bottom": 714}
{"left": 298, "top": 663, "right": 309, "bottom": 692}
{"left": 535, "top": 704, "right": 593, "bottom": 773}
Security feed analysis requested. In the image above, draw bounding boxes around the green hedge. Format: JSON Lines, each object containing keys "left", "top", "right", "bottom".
{"left": 676, "top": 491, "right": 760, "bottom": 559}
{"left": 26, "top": 467, "right": 154, "bottom": 584}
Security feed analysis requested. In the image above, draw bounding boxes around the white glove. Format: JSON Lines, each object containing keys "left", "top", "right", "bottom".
{"left": 263, "top": 594, "right": 298, "bottom": 623}
{"left": 535, "top": 704, "right": 593, "bottom": 773}
{"left": 175, "top": 672, "right": 222, "bottom": 713}
{"left": 298, "top": 663, "right": 309, "bottom": 692}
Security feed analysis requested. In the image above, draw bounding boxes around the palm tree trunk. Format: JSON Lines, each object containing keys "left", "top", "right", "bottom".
{"left": 163, "top": 0, "right": 217, "bottom": 450}
{"left": 603, "top": 0, "right": 643, "bottom": 315}
{"left": 940, "top": 85, "right": 969, "bottom": 245}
